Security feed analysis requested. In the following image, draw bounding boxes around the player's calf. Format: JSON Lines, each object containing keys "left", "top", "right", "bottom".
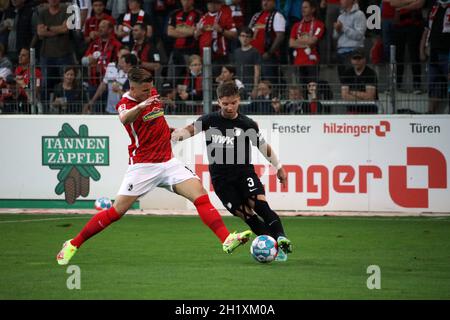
{"left": 252, "top": 199, "right": 286, "bottom": 240}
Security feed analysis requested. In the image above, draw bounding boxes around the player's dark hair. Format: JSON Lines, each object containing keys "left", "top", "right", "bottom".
{"left": 128, "top": 67, "right": 153, "bottom": 84}
{"left": 217, "top": 81, "right": 239, "bottom": 99}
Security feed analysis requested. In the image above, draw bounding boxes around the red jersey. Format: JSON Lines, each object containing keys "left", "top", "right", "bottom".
{"left": 198, "top": 11, "right": 235, "bottom": 58}
{"left": 84, "top": 36, "right": 122, "bottom": 86}
{"left": 381, "top": 0, "right": 396, "bottom": 19}
{"left": 15, "top": 66, "right": 42, "bottom": 87}
{"left": 84, "top": 14, "right": 116, "bottom": 40}
{"left": 290, "top": 19, "right": 325, "bottom": 65}
{"left": 168, "top": 8, "right": 202, "bottom": 50}
{"left": 249, "top": 10, "right": 286, "bottom": 56}
{"left": 116, "top": 89, "right": 172, "bottom": 164}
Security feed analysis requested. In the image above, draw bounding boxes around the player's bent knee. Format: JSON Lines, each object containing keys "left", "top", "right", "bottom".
{"left": 113, "top": 195, "right": 139, "bottom": 216}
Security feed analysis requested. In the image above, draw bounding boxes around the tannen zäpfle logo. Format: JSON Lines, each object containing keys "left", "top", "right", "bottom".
{"left": 42, "top": 123, "right": 109, "bottom": 204}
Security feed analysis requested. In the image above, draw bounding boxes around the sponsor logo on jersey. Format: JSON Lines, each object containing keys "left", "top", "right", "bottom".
{"left": 211, "top": 134, "right": 234, "bottom": 145}
{"left": 142, "top": 107, "right": 164, "bottom": 122}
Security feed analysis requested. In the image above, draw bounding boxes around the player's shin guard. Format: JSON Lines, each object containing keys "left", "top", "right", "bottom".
{"left": 194, "top": 194, "right": 229, "bottom": 243}
{"left": 253, "top": 200, "right": 286, "bottom": 239}
{"left": 70, "top": 207, "right": 121, "bottom": 248}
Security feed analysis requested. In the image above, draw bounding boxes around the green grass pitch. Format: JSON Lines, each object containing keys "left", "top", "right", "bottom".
{"left": 0, "top": 213, "right": 449, "bottom": 299}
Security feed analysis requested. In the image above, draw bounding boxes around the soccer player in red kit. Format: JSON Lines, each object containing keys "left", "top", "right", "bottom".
{"left": 56, "top": 67, "right": 251, "bottom": 265}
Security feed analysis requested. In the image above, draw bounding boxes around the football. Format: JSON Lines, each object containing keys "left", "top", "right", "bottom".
{"left": 250, "top": 235, "right": 278, "bottom": 263}
{"left": 94, "top": 197, "right": 112, "bottom": 211}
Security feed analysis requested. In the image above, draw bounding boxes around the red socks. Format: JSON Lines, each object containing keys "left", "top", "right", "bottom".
{"left": 194, "top": 194, "right": 230, "bottom": 243}
{"left": 70, "top": 195, "right": 228, "bottom": 248}
{"left": 71, "top": 207, "right": 121, "bottom": 248}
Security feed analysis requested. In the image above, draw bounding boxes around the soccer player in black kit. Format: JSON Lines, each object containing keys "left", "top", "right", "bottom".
{"left": 172, "top": 82, "right": 293, "bottom": 261}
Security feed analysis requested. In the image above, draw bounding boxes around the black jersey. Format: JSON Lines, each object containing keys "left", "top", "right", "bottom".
{"left": 195, "top": 111, "right": 266, "bottom": 178}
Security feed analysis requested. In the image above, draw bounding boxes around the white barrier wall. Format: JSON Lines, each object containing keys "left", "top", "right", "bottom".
{"left": 0, "top": 115, "right": 449, "bottom": 213}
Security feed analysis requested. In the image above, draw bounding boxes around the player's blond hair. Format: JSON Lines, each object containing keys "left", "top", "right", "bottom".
{"left": 128, "top": 67, "right": 153, "bottom": 84}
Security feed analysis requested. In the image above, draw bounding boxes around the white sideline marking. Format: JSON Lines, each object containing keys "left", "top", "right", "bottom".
{"left": 0, "top": 217, "right": 88, "bottom": 224}
{"left": 0, "top": 208, "right": 449, "bottom": 218}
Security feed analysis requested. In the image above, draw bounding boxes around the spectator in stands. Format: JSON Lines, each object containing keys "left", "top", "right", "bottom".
{"left": 247, "top": 80, "right": 281, "bottom": 114}
{"left": 50, "top": 66, "right": 87, "bottom": 114}
{"left": 84, "top": 49, "right": 138, "bottom": 114}
{"left": 106, "top": 0, "right": 127, "bottom": 20}
{"left": 37, "top": 0, "right": 75, "bottom": 96}
{"left": 178, "top": 54, "right": 203, "bottom": 102}
{"left": 215, "top": 65, "right": 247, "bottom": 99}
{"left": 284, "top": 85, "right": 304, "bottom": 114}
{"left": 233, "top": 27, "right": 262, "bottom": 91}
{"left": 391, "top": 0, "right": 425, "bottom": 94}
{"left": 0, "top": 1, "right": 12, "bottom": 48}
{"left": 116, "top": 0, "right": 153, "bottom": 47}
{"left": 0, "top": 74, "right": 29, "bottom": 114}
{"left": 150, "top": 0, "right": 178, "bottom": 70}
{"left": 276, "top": 0, "right": 302, "bottom": 27}
{"left": 284, "top": 83, "right": 326, "bottom": 114}
{"left": 421, "top": 0, "right": 450, "bottom": 113}
{"left": 82, "top": 19, "right": 121, "bottom": 91}
{"left": 333, "top": 0, "right": 367, "bottom": 82}
{"left": 0, "top": 65, "right": 11, "bottom": 83}
{"left": 15, "top": 47, "right": 42, "bottom": 99}
{"left": 131, "top": 23, "right": 161, "bottom": 73}
{"left": 381, "top": 0, "right": 396, "bottom": 63}
{"left": 73, "top": 0, "right": 93, "bottom": 29}
{"left": 320, "top": 0, "right": 340, "bottom": 64}
{"left": 289, "top": 0, "right": 325, "bottom": 85}
{"left": 167, "top": 0, "right": 202, "bottom": 82}
{"left": 1, "top": 0, "right": 34, "bottom": 64}
{"left": 160, "top": 81, "right": 177, "bottom": 114}
{"left": 0, "top": 43, "right": 12, "bottom": 70}
{"left": 340, "top": 48, "right": 378, "bottom": 114}
{"left": 226, "top": 0, "right": 245, "bottom": 52}
{"left": 84, "top": 0, "right": 116, "bottom": 45}
{"left": 249, "top": 0, "right": 286, "bottom": 84}
{"left": 194, "top": 0, "right": 237, "bottom": 68}
{"left": 229, "top": 0, "right": 245, "bottom": 30}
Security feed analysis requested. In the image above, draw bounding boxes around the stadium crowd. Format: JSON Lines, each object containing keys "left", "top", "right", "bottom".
{"left": 0, "top": 0, "right": 448, "bottom": 115}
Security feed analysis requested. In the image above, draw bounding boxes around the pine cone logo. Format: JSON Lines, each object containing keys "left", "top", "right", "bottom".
{"left": 42, "top": 123, "right": 110, "bottom": 204}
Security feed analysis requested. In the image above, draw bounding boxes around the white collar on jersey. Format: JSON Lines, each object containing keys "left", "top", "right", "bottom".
{"left": 123, "top": 91, "right": 137, "bottom": 101}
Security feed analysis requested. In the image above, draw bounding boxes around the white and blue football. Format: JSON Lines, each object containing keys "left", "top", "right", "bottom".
{"left": 94, "top": 197, "right": 112, "bottom": 211}
{"left": 250, "top": 235, "right": 278, "bottom": 263}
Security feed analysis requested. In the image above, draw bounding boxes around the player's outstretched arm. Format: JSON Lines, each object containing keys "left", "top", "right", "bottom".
{"left": 119, "top": 95, "right": 160, "bottom": 125}
{"left": 258, "top": 142, "right": 287, "bottom": 187}
{"left": 171, "top": 124, "right": 196, "bottom": 142}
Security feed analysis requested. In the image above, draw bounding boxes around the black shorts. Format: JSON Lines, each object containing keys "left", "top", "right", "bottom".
{"left": 212, "top": 170, "right": 265, "bottom": 215}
